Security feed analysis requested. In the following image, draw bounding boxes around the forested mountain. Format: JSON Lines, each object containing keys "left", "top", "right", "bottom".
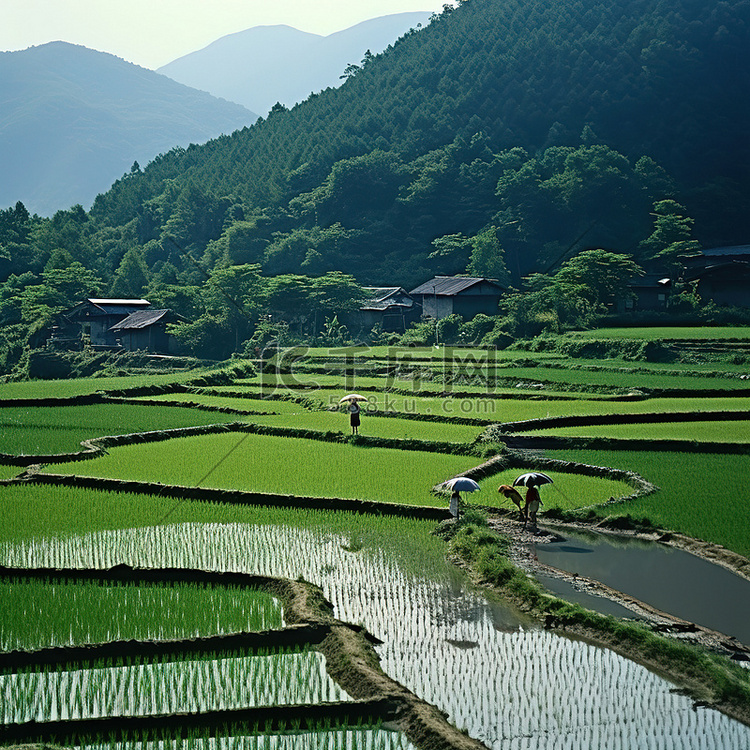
{"left": 1, "top": 0, "right": 749, "bottom": 369}
{"left": 157, "top": 12, "right": 432, "bottom": 115}
{"left": 0, "top": 42, "right": 257, "bottom": 215}
{"left": 88, "top": 0, "right": 748, "bottom": 275}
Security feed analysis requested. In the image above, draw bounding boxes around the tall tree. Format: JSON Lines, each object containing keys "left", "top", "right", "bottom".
{"left": 638, "top": 199, "right": 701, "bottom": 271}
{"left": 466, "top": 226, "right": 510, "bottom": 283}
{"left": 554, "top": 249, "right": 644, "bottom": 310}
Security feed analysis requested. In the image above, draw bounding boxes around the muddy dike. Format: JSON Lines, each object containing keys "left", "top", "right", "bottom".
{"left": 0, "top": 565, "right": 488, "bottom": 750}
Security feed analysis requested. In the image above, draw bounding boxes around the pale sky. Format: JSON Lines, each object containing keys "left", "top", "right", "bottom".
{"left": 1, "top": 0, "right": 453, "bottom": 69}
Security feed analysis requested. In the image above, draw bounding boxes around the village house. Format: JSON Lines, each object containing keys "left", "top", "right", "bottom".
{"left": 409, "top": 276, "right": 506, "bottom": 320}
{"left": 58, "top": 298, "right": 151, "bottom": 348}
{"left": 109, "top": 308, "right": 186, "bottom": 354}
{"left": 54, "top": 298, "right": 184, "bottom": 353}
{"left": 355, "top": 287, "right": 421, "bottom": 333}
{"left": 683, "top": 245, "right": 750, "bottom": 308}
{"left": 621, "top": 273, "right": 672, "bottom": 312}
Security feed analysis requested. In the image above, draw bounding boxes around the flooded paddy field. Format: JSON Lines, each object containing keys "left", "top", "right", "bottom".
{"left": 1, "top": 651, "right": 349, "bottom": 724}
{"left": 3, "top": 521, "right": 749, "bottom": 750}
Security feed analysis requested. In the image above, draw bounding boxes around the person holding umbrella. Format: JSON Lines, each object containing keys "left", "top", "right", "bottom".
{"left": 442, "top": 477, "right": 481, "bottom": 520}
{"left": 348, "top": 399, "right": 361, "bottom": 435}
{"left": 450, "top": 489, "right": 461, "bottom": 519}
{"left": 513, "top": 472, "right": 553, "bottom": 531}
{"left": 524, "top": 484, "right": 543, "bottom": 530}
{"left": 339, "top": 394, "right": 367, "bottom": 435}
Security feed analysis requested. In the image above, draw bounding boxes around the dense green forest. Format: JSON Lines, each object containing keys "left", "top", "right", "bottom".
{"left": 1, "top": 0, "right": 748, "bottom": 371}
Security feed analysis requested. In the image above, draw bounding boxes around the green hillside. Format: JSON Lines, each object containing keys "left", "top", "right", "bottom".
{"left": 85, "top": 0, "right": 748, "bottom": 276}
{"left": 1, "top": 0, "right": 748, "bottom": 370}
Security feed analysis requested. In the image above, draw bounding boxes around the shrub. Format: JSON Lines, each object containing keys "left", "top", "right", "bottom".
{"left": 399, "top": 320, "right": 437, "bottom": 346}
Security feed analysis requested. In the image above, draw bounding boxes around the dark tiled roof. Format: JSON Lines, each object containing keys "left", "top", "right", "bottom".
{"left": 110, "top": 309, "right": 171, "bottom": 331}
{"left": 409, "top": 276, "right": 503, "bottom": 296}
{"left": 361, "top": 287, "right": 415, "bottom": 311}
{"left": 629, "top": 274, "right": 671, "bottom": 287}
{"left": 363, "top": 287, "right": 403, "bottom": 300}
{"left": 685, "top": 260, "right": 750, "bottom": 281}
{"left": 702, "top": 245, "right": 750, "bottom": 257}
{"left": 89, "top": 298, "right": 150, "bottom": 306}
{"left": 87, "top": 299, "right": 151, "bottom": 317}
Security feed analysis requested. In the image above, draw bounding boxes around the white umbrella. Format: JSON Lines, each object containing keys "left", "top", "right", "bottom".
{"left": 339, "top": 394, "right": 368, "bottom": 403}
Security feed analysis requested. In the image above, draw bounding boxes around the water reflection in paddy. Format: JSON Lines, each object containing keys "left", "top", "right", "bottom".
{"left": 535, "top": 527, "right": 750, "bottom": 645}
{"left": 2, "top": 524, "right": 749, "bottom": 750}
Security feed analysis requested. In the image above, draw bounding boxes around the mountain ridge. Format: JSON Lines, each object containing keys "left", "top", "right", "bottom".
{"left": 157, "top": 12, "right": 432, "bottom": 114}
{"left": 0, "top": 41, "right": 258, "bottom": 216}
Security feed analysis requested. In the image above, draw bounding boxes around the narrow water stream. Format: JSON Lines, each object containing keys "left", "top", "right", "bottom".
{"left": 534, "top": 527, "right": 750, "bottom": 645}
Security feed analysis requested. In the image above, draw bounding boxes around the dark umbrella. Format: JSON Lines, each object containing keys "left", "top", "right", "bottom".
{"left": 513, "top": 472, "right": 553, "bottom": 487}
{"left": 442, "top": 477, "right": 481, "bottom": 493}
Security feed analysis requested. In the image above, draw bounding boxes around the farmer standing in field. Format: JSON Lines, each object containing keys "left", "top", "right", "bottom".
{"left": 524, "top": 484, "right": 543, "bottom": 531}
{"left": 340, "top": 394, "right": 365, "bottom": 435}
{"left": 450, "top": 489, "right": 461, "bottom": 519}
{"left": 348, "top": 399, "right": 361, "bottom": 435}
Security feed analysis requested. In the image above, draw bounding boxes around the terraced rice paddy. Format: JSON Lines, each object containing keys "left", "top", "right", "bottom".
{"left": 72, "top": 732, "right": 418, "bottom": 750}
{"left": 528, "top": 419, "right": 750, "bottom": 442}
{"left": 2, "top": 521, "right": 748, "bottom": 750}
{"left": 0, "top": 404, "right": 243, "bottom": 456}
{"left": 0, "top": 580, "right": 282, "bottom": 652}
{"left": 546, "top": 449, "right": 750, "bottom": 558}
{"left": 1, "top": 651, "right": 349, "bottom": 723}
{"left": 1, "top": 338, "right": 750, "bottom": 750}
{"left": 570, "top": 326, "right": 750, "bottom": 341}
{"left": 41, "top": 432, "right": 480, "bottom": 503}
{"left": 35, "top": 431, "right": 632, "bottom": 509}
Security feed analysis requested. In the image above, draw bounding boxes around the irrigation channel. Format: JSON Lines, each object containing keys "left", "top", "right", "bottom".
{"left": 532, "top": 527, "right": 750, "bottom": 646}
{"left": 2, "top": 521, "right": 750, "bottom": 750}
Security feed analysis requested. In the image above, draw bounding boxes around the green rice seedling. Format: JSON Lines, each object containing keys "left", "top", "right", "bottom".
{"left": 570, "top": 326, "right": 750, "bottom": 341}
{"left": 491, "top": 366, "right": 749, "bottom": 392}
{"left": 5, "top": 518, "right": 749, "bottom": 750}
{"left": 0, "top": 579, "right": 282, "bottom": 652}
{"left": 42, "top": 433, "right": 480, "bottom": 505}
{"left": 33, "top": 429, "right": 633, "bottom": 510}
{"left": 492, "top": 396, "right": 750, "bottom": 425}
{"left": 0, "top": 650, "right": 351, "bottom": 723}
{"left": 131, "top": 395, "right": 484, "bottom": 443}
{"left": 528, "top": 419, "right": 750, "bottom": 443}
{"left": 316, "top": 391, "right": 502, "bottom": 421}
{"left": 0, "top": 404, "right": 244, "bottom": 456}
{"left": 242, "top": 411, "right": 482, "bottom": 444}
{"left": 130, "top": 394, "right": 305, "bottom": 415}
{"left": 0, "top": 371, "right": 206, "bottom": 401}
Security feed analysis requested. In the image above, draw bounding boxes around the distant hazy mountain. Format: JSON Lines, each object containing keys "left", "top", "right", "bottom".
{"left": 0, "top": 42, "right": 258, "bottom": 216}
{"left": 157, "top": 12, "right": 432, "bottom": 114}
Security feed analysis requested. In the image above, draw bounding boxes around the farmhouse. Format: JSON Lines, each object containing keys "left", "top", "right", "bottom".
{"left": 409, "top": 276, "right": 505, "bottom": 320}
{"left": 60, "top": 298, "right": 152, "bottom": 348}
{"left": 356, "top": 287, "right": 421, "bottom": 332}
{"left": 684, "top": 245, "right": 750, "bottom": 307}
{"left": 55, "top": 298, "right": 184, "bottom": 353}
{"left": 109, "top": 309, "right": 186, "bottom": 354}
{"left": 621, "top": 273, "right": 672, "bottom": 312}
